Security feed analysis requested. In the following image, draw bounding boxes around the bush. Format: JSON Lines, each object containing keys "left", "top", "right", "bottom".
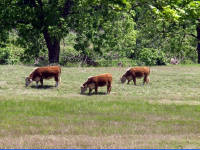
{"left": 60, "top": 46, "right": 82, "bottom": 66}
{"left": 0, "top": 44, "right": 24, "bottom": 64}
{"left": 0, "top": 47, "right": 9, "bottom": 64}
{"left": 181, "top": 59, "right": 196, "bottom": 64}
{"left": 97, "top": 58, "right": 138, "bottom": 67}
{"left": 138, "top": 48, "right": 167, "bottom": 66}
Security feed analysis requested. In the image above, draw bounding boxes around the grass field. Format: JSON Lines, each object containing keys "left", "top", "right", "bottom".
{"left": 0, "top": 65, "right": 200, "bottom": 148}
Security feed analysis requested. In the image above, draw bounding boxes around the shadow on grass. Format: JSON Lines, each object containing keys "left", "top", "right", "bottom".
{"left": 30, "top": 85, "right": 55, "bottom": 89}
{"left": 123, "top": 83, "right": 142, "bottom": 86}
{"left": 80, "top": 91, "right": 107, "bottom": 96}
{"left": 125, "top": 83, "right": 151, "bottom": 86}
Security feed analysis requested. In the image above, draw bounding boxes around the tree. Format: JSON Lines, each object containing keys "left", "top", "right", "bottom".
{"left": 149, "top": 0, "right": 200, "bottom": 63}
{"left": 0, "top": 0, "right": 130, "bottom": 64}
{"left": 73, "top": 7, "right": 136, "bottom": 63}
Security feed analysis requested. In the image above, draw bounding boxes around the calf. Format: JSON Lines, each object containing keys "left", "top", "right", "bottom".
{"left": 25, "top": 66, "right": 61, "bottom": 87}
{"left": 120, "top": 67, "right": 150, "bottom": 85}
{"left": 81, "top": 73, "right": 112, "bottom": 95}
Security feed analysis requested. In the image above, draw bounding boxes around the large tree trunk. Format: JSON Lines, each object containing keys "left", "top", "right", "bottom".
{"left": 197, "top": 19, "right": 200, "bottom": 64}
{"left": 43, "top": 29, "right": 60, "bottom": 64}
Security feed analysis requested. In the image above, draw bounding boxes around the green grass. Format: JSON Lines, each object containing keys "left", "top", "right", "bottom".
{"left": 0, "top": 65, "right": 200, "bottom": 148}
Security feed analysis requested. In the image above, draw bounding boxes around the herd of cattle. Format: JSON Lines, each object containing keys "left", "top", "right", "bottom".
{"left": 25, "top": 65, "right": 150, "bottom": 94}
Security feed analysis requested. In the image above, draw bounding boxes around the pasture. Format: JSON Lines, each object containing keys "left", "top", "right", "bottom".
{"left": 0, "top": 65, "right": 200, "bottom": 148}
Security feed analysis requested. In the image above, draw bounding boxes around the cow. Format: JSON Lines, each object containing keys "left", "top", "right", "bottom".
{"left": 120, "top": 67, "right": 150, "bottom": 85}
{"left": 25, "top": 66, "right": 61, "bottom": 87}
{"left": 81, "top": 73, "right": 112, "bottom": 95}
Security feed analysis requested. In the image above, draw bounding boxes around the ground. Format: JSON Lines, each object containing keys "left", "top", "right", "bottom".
{"left": 0, "top": 65, "right": 200, "bottom": 148}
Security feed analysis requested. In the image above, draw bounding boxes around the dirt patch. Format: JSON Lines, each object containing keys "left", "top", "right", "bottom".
{"left": 0, "top": 134, "right": 199, "bottom": 149}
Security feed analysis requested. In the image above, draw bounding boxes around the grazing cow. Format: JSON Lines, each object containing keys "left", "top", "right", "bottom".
{"left": 120, "top": 67, "right": 150, "bottom": 85}
{"left": 25, "top": 66, "right": 61, "bottom": 87}
{"left": 81, "top": 73, "right": 112, "bottom": 95}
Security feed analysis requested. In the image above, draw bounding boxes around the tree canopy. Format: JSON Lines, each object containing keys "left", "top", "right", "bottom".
{"left": 0, "top": 0, "right": 200, "bottom": 65}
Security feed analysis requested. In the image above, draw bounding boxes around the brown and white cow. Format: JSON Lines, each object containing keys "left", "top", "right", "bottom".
{"left": 25, "top": 66, "right": 61, "bottom": 87}
{"left": 120, "top": 67, "right": 150, "bottom": 85}
{"left": 81, "top": 73, "right": 112, "bottom": 95}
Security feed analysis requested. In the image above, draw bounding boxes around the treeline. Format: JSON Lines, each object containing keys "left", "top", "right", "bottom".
{"left": 0, "top": 0, "right": 199, "bottom": 66}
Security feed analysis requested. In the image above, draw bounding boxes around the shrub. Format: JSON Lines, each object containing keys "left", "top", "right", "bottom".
{"left": 60, "top": 46, "right": 82, "bottom": 66}
{"left": 0, "top": 47, "right": 9, "bottom": 64}
{"left": 97, "top": 58, "right": 138, "bottom": 67}
{"left": 0, "top": 44, "right": 24, "bottom": 64}
{"left": 138, "top": 48, "right": 166, "bottom": 66}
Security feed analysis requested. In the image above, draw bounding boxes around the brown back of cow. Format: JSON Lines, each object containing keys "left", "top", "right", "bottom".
{"left": 25, "top": 66, "right": 61, "bottom": 87}
{"left": 81, "top": 73, "right": 112, "bottom": 94}
{"left": 121, "top": 67, "right": 150, "bottom": 85}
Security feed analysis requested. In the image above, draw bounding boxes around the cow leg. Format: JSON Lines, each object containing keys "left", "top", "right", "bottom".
{"left": 89, "top": 88, "right": 92, "bottom": 95}
{"left": 143, "top": 75, "right": 147, "bottom": 85}
{"left": 146, "top": 76, "right": 150, "bottom": 84}
{"left": 55, "top": 76, "right": 59, "bottom": 87}
{"left": 95, "top": 86, "right": 98, "bottom": 94}
{"left": 107, "top": 85, "right": 109, "bottom": 94}
{"left": 133, "top": 77, "right": 136, "bottom": 85}
{"left": 40, "top": 79, "right": 43, "bottom": 87}
{"left": 36, "top": 81, "right": 39, "bottom": 88}
{"left": 127, "top": 80, "right": 130, "bottom": 84}
{"left": 145, "top": 76, "right": 150, "bottom": 84}
{"left": 107, "top": 82, "right": 112, "bottom": 94}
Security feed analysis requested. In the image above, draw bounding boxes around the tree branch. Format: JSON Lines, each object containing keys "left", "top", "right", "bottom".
{"left": 187, "top": 33, "right": 198, "bottom": 39}
{"left": 62, "top": 0, "right": 73, "bottom": 17}
{"left": 35, "top": 0, "right": 45, "bottom": 31}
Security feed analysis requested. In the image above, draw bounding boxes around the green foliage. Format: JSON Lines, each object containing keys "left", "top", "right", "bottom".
{"left": 0, "top": 30, "right": 9, "bottom": 48}
{"left": 0, "top": 47, "right": 9, "bottom": 64}
{"left": 0, "top": 44, "right": 24, "bottom": 64}
{"left": 73, "top": 8, "right": 136, "bottom": 62}
{"left": 0, "top": 0, "right": 200, "bottom": 65}
{"left": 138, "top": 48, "right": 166, "bottom": 66}
{"left": 0, "top": 0, "right": 134, "bottom": 63}
{"left": 97, "top": 57, "right": 137, "bottom": 67}
{"left": 16, "top": 32, "right": 47, "bottom": 63}
{"left": 100, "top": 12, "right": 136, "bottom": 58}
{"left": 60, "top": 46, "right": 81, "bottom": 66}
{"left": 59, "top": 32, "right": 82, "bottom": 66}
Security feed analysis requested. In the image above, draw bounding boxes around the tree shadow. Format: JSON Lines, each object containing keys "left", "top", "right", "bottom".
{"left": 30, "top": 85, "right": 55, "bottom": 89}
{"left": 80, "top": 91, "right": 107, "bottom": 96}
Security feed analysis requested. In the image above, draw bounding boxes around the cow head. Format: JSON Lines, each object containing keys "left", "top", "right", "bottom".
{"left": 25, "top": 77, "right": 32, "bottom": 87}
{"left": 80, "top": 84, "right": 87, "bottom": 94}
{"left": 120, "top": 75, "right": 126, "bottom": 83}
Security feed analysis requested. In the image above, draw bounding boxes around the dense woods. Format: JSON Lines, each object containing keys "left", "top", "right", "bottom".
{"left": 0, "top": 0, "right": 200, "bottom": 66}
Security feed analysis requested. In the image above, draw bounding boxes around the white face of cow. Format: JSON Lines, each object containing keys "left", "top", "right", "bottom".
{"left": 25, "top": 77, "right": 32, "bottom": 87}
{"left": 120, "top": 76, "right": 126, "bottom": 83}
{"left": 80, "top": 85, "right": 87, "bottom": 94}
